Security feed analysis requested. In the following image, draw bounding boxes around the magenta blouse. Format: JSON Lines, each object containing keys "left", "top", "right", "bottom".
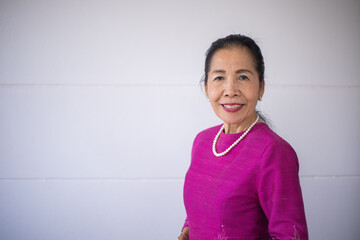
{"left": 183, "top": 123, "right": 308, "bottom": 240}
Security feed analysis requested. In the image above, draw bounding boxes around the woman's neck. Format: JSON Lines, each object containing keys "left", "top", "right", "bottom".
{"left": 223, "top": 114, "right": 260, "bottom": 134}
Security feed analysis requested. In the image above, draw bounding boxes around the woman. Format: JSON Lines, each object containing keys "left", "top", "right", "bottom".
{"left": 178, "top": 35, "right": 308, "bottom": 240}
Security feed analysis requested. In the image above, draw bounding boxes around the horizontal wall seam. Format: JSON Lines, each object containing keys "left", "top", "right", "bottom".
{"left": 0, "top": 83, "right": 359, "bottom": 88}
{"left": 300, "top": 175, "right": 360, "bottom": 179}
{"left": 0, "top": 177, "right": 185, "bottom": 182}
{"left": 0, "top": 175, "right": 359, "bottom": 182}
{"left": 0, "top": 83, "right": 197, "bottom": 88}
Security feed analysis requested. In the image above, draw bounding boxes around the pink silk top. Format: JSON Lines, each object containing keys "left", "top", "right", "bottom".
{"left": 183, "top": 123, "right": 308, "bottom": 240}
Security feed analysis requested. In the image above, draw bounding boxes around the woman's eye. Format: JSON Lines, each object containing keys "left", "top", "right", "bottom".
{"left": 214, "top": 76, "right": 224, "bottom": 81}
{"left": 239, "top": 75, "right": 249, "bottom": 80}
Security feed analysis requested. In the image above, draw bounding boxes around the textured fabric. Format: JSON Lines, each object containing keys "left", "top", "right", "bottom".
{"left": 183, "top": 123, "right": 308, "bottom": 240}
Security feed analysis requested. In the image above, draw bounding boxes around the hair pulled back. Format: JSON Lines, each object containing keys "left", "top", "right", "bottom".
{"left": 204, "top": 34, "right": 265, "bottom": 85}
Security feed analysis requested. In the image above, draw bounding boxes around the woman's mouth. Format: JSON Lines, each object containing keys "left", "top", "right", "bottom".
{"left": 221, "top": 104, "right": 244, "bottom": 112}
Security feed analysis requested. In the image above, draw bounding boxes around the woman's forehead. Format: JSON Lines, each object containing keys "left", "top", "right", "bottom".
{"left": 209, "top": 47, "right": 256, "bottom": 72}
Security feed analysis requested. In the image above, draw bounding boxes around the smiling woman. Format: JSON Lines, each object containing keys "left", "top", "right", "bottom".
{"left": 178, "top": 35, "right": 308, "bottom": 240}
{"left": 205, "top": 46, "right": 264, "bottom": 134}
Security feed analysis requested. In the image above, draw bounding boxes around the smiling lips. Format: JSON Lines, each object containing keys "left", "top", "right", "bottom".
{"left": 221, "top": 103, "right": 244, "bottom": 112}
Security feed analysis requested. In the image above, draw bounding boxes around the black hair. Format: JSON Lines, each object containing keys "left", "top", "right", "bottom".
{"left": 204, "top": 34, "right": 265, "bottom": 85}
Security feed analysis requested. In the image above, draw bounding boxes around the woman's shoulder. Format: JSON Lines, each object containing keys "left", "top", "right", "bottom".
{"left": 247, "top": 123, "right": 298, "bottom": 166}
{"left": 254, "top": 123, "right": 299, "bottom": 168}
{"left": 194, "top": 124, "right": 222, "bottom": 140}
{"left": 254, "top": 123, "right": 295, "bottom": 150}
{"left": 190, "top": 124, "right": 222, "bottom": 150}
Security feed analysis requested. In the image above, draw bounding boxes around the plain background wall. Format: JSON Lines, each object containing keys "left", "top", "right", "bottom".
{"left": 1, "top": 0, "right": 359, "bottom": 239}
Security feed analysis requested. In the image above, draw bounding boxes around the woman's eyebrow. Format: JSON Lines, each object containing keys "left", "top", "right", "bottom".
{"left": 211, "top": 69, "right": 254, "bottom": 74}
{"left": 235, "top": 69, "right": 253, "bottom": 74}
{"left": 210, "top": 69, "right": 226, "bottom": 74}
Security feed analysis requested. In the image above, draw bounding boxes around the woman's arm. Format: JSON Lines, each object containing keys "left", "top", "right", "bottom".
{"left": 258, "top": 142, "right": 308, "bottom": 240}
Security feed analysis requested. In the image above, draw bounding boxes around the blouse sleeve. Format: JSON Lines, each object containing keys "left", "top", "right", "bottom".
{"left": 182, "top": 216, "right": 189, "bottom": 231}
{"left": 257, "top": 142, "right": 308, "bottom": 240}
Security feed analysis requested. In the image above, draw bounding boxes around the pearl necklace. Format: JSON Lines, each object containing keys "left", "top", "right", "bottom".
{"left": 212, "top": 115, "right": 259, "bottom": 157}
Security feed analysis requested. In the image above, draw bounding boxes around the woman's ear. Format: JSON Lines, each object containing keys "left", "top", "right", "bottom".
{"left": 259, "top": 78, "right": 265, "bottom": 99}
{"left": 204, "top": 81, "right": 209, "bottom": 98}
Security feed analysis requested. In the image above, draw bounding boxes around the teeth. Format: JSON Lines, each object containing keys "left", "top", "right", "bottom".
{"left": 223, "top": 104, "right": 242, "bottom": 109}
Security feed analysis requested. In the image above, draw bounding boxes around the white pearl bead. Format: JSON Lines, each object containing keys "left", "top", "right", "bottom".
{"left": 212, "top": 115, "right": 259, "bottom": 157}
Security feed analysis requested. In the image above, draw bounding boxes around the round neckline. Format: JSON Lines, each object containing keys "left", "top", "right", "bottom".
{"left": 213, "top": 122, "right": 265, "bottom": 155}
{"left": 219, "top": 122, "right": 265, "bottom": 137}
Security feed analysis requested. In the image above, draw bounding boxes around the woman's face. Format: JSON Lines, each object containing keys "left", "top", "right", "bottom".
{"left": 205, "top": 46, "right": 264, "bottom": 134}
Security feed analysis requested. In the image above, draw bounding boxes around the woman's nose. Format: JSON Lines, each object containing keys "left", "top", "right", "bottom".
{"left": 224, "top": 79, "right": 239, "bottom": 97}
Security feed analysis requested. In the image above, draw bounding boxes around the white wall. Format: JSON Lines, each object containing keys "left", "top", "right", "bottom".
{"left": 0, "top": 0, "right": 359, "bottom": 239}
